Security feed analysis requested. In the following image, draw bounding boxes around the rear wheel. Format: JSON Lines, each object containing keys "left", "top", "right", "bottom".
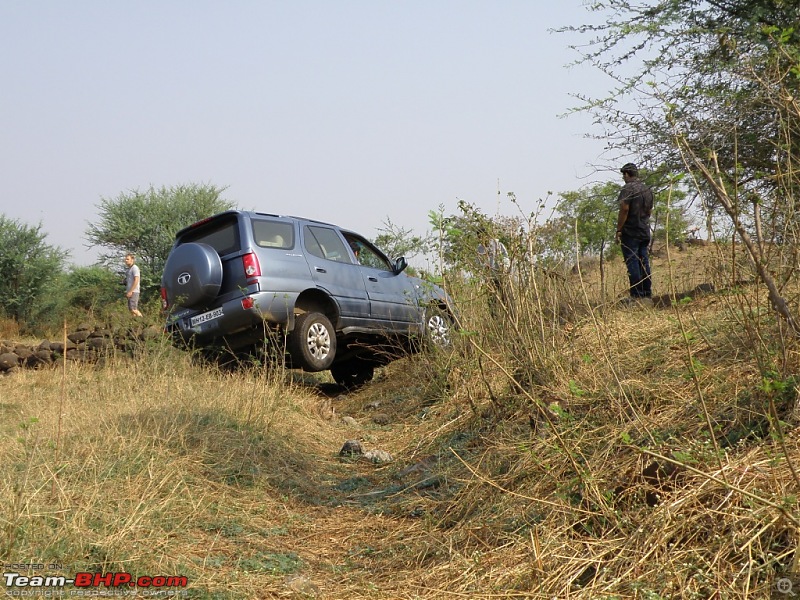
{"left": 330, "top": 359, "right": 375, "bottom": 390}
{"left": 288, "top": 312, "right": 336, "bottom": 371}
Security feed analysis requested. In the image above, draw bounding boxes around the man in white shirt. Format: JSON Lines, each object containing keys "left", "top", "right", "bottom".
{"left": 124, "top": 253, "right": 143, "bottom": 317}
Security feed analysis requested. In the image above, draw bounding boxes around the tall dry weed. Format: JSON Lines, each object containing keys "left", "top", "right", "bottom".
{"left": 398, "top": 229, "right": 800, "bottom": 597}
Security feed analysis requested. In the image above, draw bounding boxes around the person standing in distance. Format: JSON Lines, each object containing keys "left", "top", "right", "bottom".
{"left": 476, "top": 225, "right": 511, "bottom": 314}
{"left": 124, "top": 252, "right": 143, "bottom": 317}
{"left": 615, "top": 163, "right": 654, "bottom": 305}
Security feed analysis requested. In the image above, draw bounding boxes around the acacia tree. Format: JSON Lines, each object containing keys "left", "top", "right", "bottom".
{"left": 0, "top": 216, "right": 67, "bottom": 324}
{"left": 373, "top": 217, "right": 434, "bottom": 261}
{"left": 563, "top": 0, "right": 798, "bottom": 224}
{"left": 564, "top": 0, "right": 800, "bottom": 332}
{"left": 85, "top": 184, "right": 235, "bottom": 294}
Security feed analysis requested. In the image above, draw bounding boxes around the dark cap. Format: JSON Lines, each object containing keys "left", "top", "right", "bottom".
{"left": 620, "top": 163, "right": 639, "bottom": 176}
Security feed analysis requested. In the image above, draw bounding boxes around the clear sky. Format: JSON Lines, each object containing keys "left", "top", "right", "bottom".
{"left": 1, "top": 1, "right": 614, "bottom": 266}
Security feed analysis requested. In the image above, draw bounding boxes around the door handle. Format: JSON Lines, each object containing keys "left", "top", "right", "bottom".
{"left": 316, "top": 267, "right": 327, "bottom": 273}
{"left": 368, "top": 276, "right": 378, "bottom": 282}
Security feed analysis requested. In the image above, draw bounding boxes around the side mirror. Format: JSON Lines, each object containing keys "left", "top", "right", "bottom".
{"left": 394, "top": 256, "right": 408, "bottom": 274}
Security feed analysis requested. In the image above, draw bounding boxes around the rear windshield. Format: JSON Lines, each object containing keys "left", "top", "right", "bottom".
{"left": 179, "top": 215, "right": 240, "bottom": 256}
{"left": 253, "top": 220, "right": 294, "bottom": 249}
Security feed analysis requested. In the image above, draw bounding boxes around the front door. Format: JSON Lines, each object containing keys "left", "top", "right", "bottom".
{"left": 344, "top": 234, "right": 419, "bottom": 328}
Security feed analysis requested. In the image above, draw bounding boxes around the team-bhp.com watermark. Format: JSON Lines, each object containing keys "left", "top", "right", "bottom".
{"left": 3, "top": 568, "right": 188, "bottom": 597}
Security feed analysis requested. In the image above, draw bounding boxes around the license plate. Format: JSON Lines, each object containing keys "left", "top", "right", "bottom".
{"left": 190, "top": 307, "right": 224, "bottom": 327}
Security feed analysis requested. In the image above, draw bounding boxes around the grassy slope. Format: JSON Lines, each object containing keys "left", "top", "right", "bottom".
{"left": 1, "top": 243, "right": 799, "bottom": 599}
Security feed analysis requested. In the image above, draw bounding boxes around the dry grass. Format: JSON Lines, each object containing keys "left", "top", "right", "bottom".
{"left": 0, "top": 316, "right": 21, "bottom": 340}
{"left": 1, "top": 244, "right": 799, "bottom": 598}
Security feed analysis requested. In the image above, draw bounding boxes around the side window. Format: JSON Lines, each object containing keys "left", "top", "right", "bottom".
{"left": 304, "top": 226, "right": 352, "bottom": 263}
{"left": 343, "top": 234, "right": 392, "bottom": 271}
{"left": 253, "top": 220, "right": 294, "bottom": 249}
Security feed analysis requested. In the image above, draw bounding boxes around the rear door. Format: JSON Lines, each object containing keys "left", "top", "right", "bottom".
{"left": 302, "top": 225, "right": 370, "bottom": 321}
{"left": 171, "top": 212, "right": 245, "bottom": 305}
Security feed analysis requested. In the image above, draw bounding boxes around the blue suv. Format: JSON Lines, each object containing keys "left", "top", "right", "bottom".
{"left": 161, "top": 210, "right": 454, "bottom": 387}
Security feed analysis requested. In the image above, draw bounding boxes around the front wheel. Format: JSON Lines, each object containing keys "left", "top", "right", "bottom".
{"left": 288, "top": 312, "right": 337, "bottom": 371}
{"left": 424, "top": 307, "right": 453, "bottom": 348}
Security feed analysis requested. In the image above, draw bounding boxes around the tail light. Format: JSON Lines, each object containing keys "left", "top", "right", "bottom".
{"left": 160, "top": 287, "right": 169, "bottom": 309}
{"left": 242, "top": 252, "right": 261, "bottom": 283}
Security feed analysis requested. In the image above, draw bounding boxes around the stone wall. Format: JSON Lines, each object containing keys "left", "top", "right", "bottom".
{"left": 0, "top": 323, "right": 164, "bottom": 375}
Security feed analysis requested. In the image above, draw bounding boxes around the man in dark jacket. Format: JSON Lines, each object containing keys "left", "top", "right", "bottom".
{"left": 614, "top": 163, "right": 654, "bottom": 304}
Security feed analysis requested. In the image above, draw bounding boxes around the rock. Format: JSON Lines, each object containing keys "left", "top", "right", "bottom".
{"left": 49, "top": 341, "right": 76, "bottom": 354}
{"left": 115, "top": 338, "right": 135, "bottom": 352}
{"left": 339, "top": 439, "right": 364, "bottom": 456}
{"left": 27, "top": 350, "right": 54, "bottom": 368}
{"left": 363, "top": 449, "right": 393, "bottom": 464}
{"left": 365, "top": 400, "right": 381, "bottom": 410}
{"left": 0, "top": 353, "right": 20, "bottom": 370}
{"left": 340, "top": 416, "right": 359, "bottom": 427}
{"left": 284, "top": 575, "right": 320, "bottom": 598}
{"left": 66, "top": 348, "right": 90, "bottom": 362}
{"left": 37, "top": 340, "right": 52, "bottom": 351}
{"left": 67, "top": 330, "right": 91, "bottom": 343}
{"left": 372, "top": 413, "right": 391, "bottom": 426}
{"left": 76, "top": 323, "right": 92, "bottom": 331}
{"left": 13, "top": 346, "right": 34, "bottom": 360}
{"left": 86, "top": 337, "right": 114, "bottom": 351}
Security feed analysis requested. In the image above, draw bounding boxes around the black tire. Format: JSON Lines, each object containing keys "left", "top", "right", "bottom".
{"left": 162, "top": 243, "right": 223, "bottom": 309}
{"left": 424, "top": 306, "right": 453, "bottom": 348}
{"left": 330, "top": 359, "right": 375, "bottom": 390}
{"left": 288, "top": 312, "right": 337, "bottom": 371}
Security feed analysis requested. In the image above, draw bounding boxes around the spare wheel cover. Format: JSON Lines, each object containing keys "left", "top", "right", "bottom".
{"left": 163, "top": 243, "right": 223, "bottom": 308}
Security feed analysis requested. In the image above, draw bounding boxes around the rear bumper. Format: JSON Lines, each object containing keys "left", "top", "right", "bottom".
{"left": 166, "top": 291, "right": 298, "bottom": 347}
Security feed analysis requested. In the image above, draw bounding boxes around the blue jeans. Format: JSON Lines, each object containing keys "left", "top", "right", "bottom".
{"left": 620, "top": 235, "right": 652, "bottom": 298}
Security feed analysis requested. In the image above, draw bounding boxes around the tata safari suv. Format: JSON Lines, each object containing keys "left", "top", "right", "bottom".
{"left": 160, "top": 210, "right": 454, "bottom": 387}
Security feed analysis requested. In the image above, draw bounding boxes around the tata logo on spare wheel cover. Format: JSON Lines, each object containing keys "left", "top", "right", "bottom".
{"left": 177, "top": 272, "right": 191, "bottom": 285}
